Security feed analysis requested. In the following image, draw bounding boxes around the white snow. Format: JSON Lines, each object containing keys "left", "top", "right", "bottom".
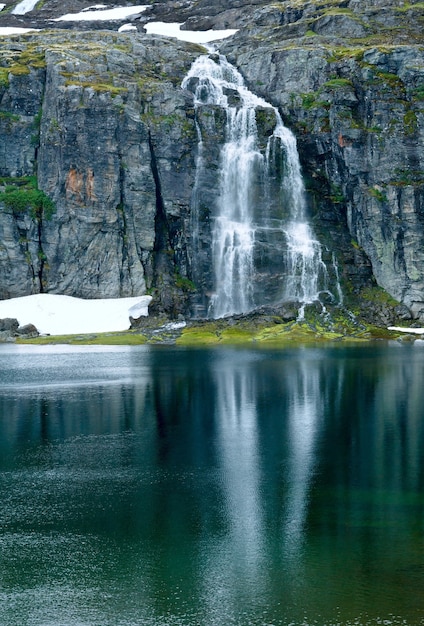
{"left": 53, "top": 5, "right": 148, "bottom": 22}
{"left": 118, "top": 23, "right": 137, "bottom": 32}
{"left": 388, "top": 326, "right": 424, "bottom": 335}
{"left": 0, "top": 27, "right": 38, "bottom": 34}
{"left": 0, "top": 294, "right": 152, "bottom": 335}
{"left": 144, "top": 21, "right": 238, "bottom": 43}
{"left": 11, "top": 0, "right": 38, "bottom": 14}
{"left": 0, "top": 4, "right": 6, "bottom": 12}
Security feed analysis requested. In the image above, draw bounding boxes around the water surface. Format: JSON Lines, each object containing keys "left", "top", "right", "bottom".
{"left": 0, "top": 343, "right": 423, "bottom": 625}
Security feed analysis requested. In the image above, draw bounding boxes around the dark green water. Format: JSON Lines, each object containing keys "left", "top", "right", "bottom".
{"left": 0, "top": 343, "right": 423, "bottom": 626}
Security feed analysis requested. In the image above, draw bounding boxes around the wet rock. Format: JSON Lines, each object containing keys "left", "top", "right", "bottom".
{"left": 16, "top": 323, "right": 39, "bottom": 337}
{"left": 0, "top": 318, "right": 19, "bottom": 332}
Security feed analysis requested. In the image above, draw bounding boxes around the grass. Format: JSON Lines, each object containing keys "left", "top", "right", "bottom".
{"left": 14, "top": 317, "right": 408, "bottom": 347}
{"left": 17, "top": 331, "right": 148, "bottom": 345}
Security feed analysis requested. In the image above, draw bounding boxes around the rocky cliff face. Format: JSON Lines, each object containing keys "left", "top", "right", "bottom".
{"left": 1, "top": 0, "right": 424, "bottom": 323}
{"left": 0, "top": 32, "right": 202, "bottom": 314}
{"left": 220, "top": 0, "right": 424, "bottom": 319}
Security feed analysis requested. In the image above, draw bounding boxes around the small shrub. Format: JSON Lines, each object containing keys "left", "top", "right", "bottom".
{"left": 0, "top": 177, "right": 55, "bottom": 221}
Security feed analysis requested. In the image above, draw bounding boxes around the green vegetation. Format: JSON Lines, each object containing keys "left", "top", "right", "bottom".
{"left": 395, "top": 2, "right": 424, "bottom": 11}
{"left": 0, "top": 110, "right": 20, "bottom": 122}
{"left": 300, "top": 92, "right": 330, "bottom": 110}
{"left": 0, "top": 67, "right": 10, "bottom": 88}
{"left": 18, "top": 331, "right": 148, "bottom": 345}
{"left": 61, "top": 72, "right": 128, "bottom": 95}
{"left": 15, "top": 299, "right": 411, "bottom": 347}
{"left": 177, "top": 317, "right": 397, "bottom": 347}
{"left": 411, "top": 86, "right": 424, "bottom": 101}
{"left": 329, "top": 183, "right": 345, "bottom": 204}
{"left": 368, "top": 186, "right": 387, "bottom": 203}
{"left": 390, "top": 168, "right": 424, "bottom": 187}
{"left": 403, "top": 109, "right": 418, "bottom": 135}
{"left": 0, "top": 176, "right": 55, "bottom": 221}
{"left": 322, "top": 78, "right": 353, "bottom": 89}
{"left": 174, "top": 272, "right": 196, "bottom": 293}
{"left": 358, "top": 285, "right": 399, "bottom": 308}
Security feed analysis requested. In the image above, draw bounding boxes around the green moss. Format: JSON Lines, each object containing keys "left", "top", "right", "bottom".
{"left": 322, "top": 7, "right": 355, "bottom": 16}
{"left": 0, "top": 110, "right": 20, "bottom": 122}
{"left": 174, "top": 272, "right": 196, "bottom": 293}
{"left": 326, "top": 46, "right": 366, "bottom": 62}
{"left": 368, "top": 186, "right": 387, "bottom": 203}
{"left": 395, "top": 2, "right": 424, "bottom": 11}
{"left": 329, "top": 183, "right": 344, "bottom": 204}
{"left": 323, "top": 78, "right": 353, "bottom": 88}
{"left": 137, "top": 77, "right": 163, "bottom": 100}
{"left": 300, "top": 92, "right": 330, "bottom": 110}
{"left": 301, "top": 93, "right": 317, "bottom": 109}
{"left": 63, "top": 78, "right": 128, "bottom": 96}
{"left": 390, "top": 168, "right": 424, "bottom": 186}
{"left": 18, "top": 331, "right": 148, "bottom": 345}
{"left": 359, "top": 285, "right": 399, "bottom": 308}
{"left": 177, "top": 326, "right": 221, "bottom": 346}
{"left": 0, "top": 67, "right": 10, "bottom": 87}
{"left": 403, "top": 109, "right": 417, "bottom": 135}
{"left": 411, "top": 86, "right": 424, "bottom": 101}
{"left": 9, "top": 64, "right": 30, "bottom": 77}
{"left": 17, "top": 46, "right": 46, "bottom": 69}
{"left": 375, "top": 71, "right": 403, "bottom": 89}
{"left": 16, "top": 311, "right": 406, "bottom": 347}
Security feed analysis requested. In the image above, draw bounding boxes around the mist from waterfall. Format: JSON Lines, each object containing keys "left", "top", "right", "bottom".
{"left": 183, "top": 53, "right": 337, "bottom": 319}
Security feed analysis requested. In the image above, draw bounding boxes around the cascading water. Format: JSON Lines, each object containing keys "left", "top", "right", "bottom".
{"left": 183, "top": 53, "right": 339, "bottom": 319}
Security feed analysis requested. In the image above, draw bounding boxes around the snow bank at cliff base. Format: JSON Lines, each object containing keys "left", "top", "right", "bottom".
{"left": 0, "top": 294, "right": 151, "bottom": 335}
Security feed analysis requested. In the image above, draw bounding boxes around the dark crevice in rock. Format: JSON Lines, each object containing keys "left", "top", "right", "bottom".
{"left": 148, "top": 128, "right": 179, "bottom": 315}
{"left": 149, "top": 129, "right": 169, "bottom": 258}
{"left": 36, "top": 217, "right": 45, "bottom": 293}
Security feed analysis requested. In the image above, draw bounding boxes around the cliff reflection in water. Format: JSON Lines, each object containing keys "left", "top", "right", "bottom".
{"left": 0, "top": 344, "right": 424, "bottom": 625}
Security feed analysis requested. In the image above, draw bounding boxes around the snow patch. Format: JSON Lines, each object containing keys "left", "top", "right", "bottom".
{"left": 144, "top": 21, "right": 238, "bottom": 43}
{"left": 53, "top": 5, "right": 148, "bottom": 22}
{"left": 0, "top": 294, "right": 152, "bottom": 335}
{"left": 388, "top": 326, "right": 424, "bottom": 335}
{"left": 118, "top": 23, "right": 137, "bottom": 32}
{"left": 11, "top": 0, "right": 38, "bottom": 15}
{"left": 0, "top": 26, "right": 39, "bottom": 34}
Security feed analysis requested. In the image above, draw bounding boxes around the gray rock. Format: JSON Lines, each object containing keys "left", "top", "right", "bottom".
{"left": 0, "top": 318, "right": 19, "bottom": 332}
{"left": 1, "top": 0, "right": 424, "bottom": 326}
{"left": 0, "top": 31, "right": 201, "bottom": 314}
{"left": 16, "top": 323, "right": 39, "bottom": 337}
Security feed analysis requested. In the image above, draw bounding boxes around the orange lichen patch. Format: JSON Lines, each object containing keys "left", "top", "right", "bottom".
{"left": 86, "top": 168, "right": 96, "bottom": 201}
{"left": 338, "top": 133, "right": 352, "bottom": 147}
{"left": 66, "top": 167, "right": 84, "bottom": 202}
{"left": 66, "top": 167, "right": 96, "bottom": 203}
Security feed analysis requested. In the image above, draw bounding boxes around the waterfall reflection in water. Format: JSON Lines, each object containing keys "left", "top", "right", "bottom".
{"left": 0, "top": 344, "right": 424, "bottom": 625}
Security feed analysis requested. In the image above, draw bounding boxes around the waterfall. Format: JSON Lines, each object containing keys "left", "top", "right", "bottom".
{"left": 183, "top": 53, "right": 338, "bottom": 319}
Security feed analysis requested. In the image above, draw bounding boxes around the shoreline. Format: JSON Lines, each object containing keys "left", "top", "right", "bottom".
{"left": 12, "top": 317, "right": 423, "bottom": 347}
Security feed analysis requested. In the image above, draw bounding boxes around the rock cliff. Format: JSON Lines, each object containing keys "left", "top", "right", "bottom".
{"left": 0, "top": 0, "right": 423, "bottom": 323}
{"left": 220, "top": 0, "right": 424, "bottom": 320}
{"left": 0, "top": 31, "right": 202, "bottom": 314}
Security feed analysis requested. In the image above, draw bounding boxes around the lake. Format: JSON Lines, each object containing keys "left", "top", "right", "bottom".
{"left": 0, "top": 343, "right": 423, "bottom": 626}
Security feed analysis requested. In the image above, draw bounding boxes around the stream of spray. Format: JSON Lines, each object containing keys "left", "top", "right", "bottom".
{"left": 183, "top": 53, "right": 338, "bottom": 319}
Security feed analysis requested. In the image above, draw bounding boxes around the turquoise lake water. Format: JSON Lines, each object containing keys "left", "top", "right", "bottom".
{"left": 0, "top": 343, "right": 423, "bottom": 625}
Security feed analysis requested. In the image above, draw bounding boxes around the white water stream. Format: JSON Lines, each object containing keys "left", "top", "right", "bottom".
{"left": 183, "top": 54, "right": 336, "bottom": 318}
